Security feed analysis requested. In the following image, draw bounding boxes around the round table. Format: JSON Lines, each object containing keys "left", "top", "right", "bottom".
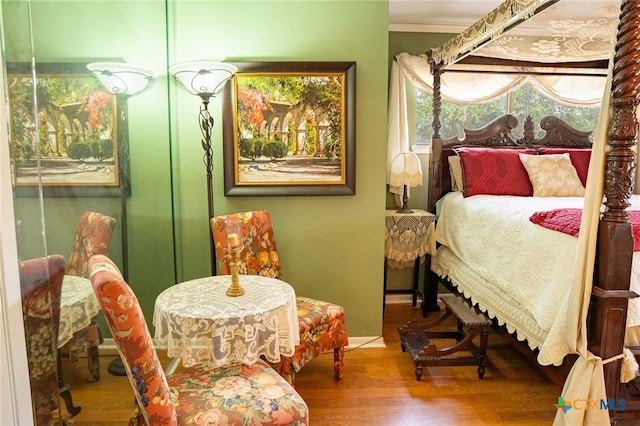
{"left": 59, "top": 275, "right": 100, "bottom": 348}
{"left": 153, "top": 275, "right": 300, "bottom": 369}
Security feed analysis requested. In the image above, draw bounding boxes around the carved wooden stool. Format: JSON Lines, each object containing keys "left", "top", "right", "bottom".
{"left": 397, "top": 294, "right": 491, "bottom": 381}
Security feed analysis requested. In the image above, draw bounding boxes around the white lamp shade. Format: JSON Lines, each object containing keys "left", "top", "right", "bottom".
{"left": 87, "top": 62, "right": 157, "bottom": 97}
{"left": 389, "top": 152, "right": 423, "bottom": 188}
{"left": 169, "top": 61, "right": 238, "bottom": 100}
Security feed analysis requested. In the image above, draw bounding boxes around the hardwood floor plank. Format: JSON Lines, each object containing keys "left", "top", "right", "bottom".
{"left": 60, "top": 302, "right": 561, "bottom": 425}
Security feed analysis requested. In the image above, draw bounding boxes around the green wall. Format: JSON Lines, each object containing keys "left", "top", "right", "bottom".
{"left": 167, "top": 1, "right": 388, "bottom": 337}
{"left": 389, "top": 31, "right": 454, "bottom": 58}
{"left": 4, "top": 1, "right": 388, "bottom": 338}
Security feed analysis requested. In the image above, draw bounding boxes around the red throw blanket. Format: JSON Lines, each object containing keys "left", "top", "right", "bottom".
{"left": 529, "top": 208, "right": 640, "bottom": 251}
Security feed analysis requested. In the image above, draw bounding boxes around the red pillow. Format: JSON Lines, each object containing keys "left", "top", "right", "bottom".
{"left": 537, "top": 148, "right": 591, "bottom": 187}
{"left": 456, "top": 147, "right": 535, "bottom": 197}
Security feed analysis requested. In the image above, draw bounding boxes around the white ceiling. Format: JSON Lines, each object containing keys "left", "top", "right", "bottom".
{"left": 388, "top": 0, "right": 622, "bottom": 34}
{"left": 389, "top": 0, "right": 505, "bottom": 33}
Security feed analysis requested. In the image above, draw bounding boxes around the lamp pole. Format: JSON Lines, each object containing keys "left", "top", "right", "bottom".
{"left": 199, "top": 98, "right": 217, "bottom": 276}
{"left": 112, "top": 97, "right": 131, "bottom": 279}
{"left": 87, "top": 62, "right": 157, "bottom": 377}
{"left": 169, "top": 61, "right": 238, "bottom": 276}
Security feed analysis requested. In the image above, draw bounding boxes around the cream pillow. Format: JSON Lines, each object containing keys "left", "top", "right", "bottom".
{"left": 448, "top": 155, "right": 464, "bottom": 192}
{"left": 519, "top": 153, "right": 585, "bottom": 197}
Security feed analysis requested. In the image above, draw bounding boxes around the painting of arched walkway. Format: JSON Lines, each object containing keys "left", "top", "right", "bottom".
{"left": 223, "top": 61, "right": 356, "bottom": 196}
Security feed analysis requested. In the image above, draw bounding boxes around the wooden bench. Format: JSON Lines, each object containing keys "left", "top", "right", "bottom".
{"left": 397, "top": 293, "right": 491, "bottom": 381}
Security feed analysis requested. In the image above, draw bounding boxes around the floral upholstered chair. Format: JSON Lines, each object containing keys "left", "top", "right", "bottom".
{"left": 62, "top": 210, "right": 116, "bottom": 383}
{"left": 21, "top": 254, "right": 66, "bottom": 425}
{"left": 211, "top": 210, "right": 349, "bottom": 384}
{"left": 88, "top": 254, "right": 309, "bottom": 426}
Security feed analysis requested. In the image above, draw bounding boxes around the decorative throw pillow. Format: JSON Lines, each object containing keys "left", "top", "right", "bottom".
{"left": 448, "top": 155, "right": 463, "bottom": 192}
{"left": 455, "top": 147, "right": 535, "bottom": 197}
{"left": 537, "top": 147, "right": 591, "bottom": 186}
{"left": 519, "top": 153, "right": 586, "bottom": 197}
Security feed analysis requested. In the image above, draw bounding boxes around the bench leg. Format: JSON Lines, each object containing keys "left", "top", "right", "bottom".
{"left": 477, "top": 324, "right": 491, "bottom": 379}
{"left": 415, "top": 363, "right": 424, "bottom": 381}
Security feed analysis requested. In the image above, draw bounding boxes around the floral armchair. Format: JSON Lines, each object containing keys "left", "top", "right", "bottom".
{"left": 21, "top": 254, "right": 66, "bottom": 425}
{"left": 88, "top": 254, "right": 309, "bottom": 425}
{"left": 62, "top": 211, "right": 116, "bottom": 382}
{"left": 211, "top": 210, "right": 349, "bottom": 384}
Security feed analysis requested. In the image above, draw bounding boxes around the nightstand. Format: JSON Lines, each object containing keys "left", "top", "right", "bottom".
{"left": 384, "top": 209, "right": 436, "bottom": 316}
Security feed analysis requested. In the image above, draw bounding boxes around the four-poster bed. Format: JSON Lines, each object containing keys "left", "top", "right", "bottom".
{"left": 394, "top": 0, "right": 640, "bottom": 424}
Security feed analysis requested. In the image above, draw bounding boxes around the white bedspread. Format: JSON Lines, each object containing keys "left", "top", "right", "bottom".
{"left": 432, "top": 192, "right": 640, "bottom": 350}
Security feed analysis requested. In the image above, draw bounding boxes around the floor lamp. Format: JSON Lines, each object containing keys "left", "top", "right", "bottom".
{"left": 87, "top": 62, "right": 157, "bottom": 376}
{"left": 169, "top": 61, "right": 238, "bottom": 276}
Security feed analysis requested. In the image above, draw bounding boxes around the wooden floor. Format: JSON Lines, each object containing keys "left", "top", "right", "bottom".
{"left": 60, "top": 301, "right": 561, "bottom": 425}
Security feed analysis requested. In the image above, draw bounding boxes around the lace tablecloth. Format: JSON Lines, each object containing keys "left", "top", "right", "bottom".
{"left": 385, "top": 209, "right": 436, "bottom": 268}
{"left": 153, "top": 275, "right": 300, "bottom": 368}
{"left": 58, "top": 275, "right": 100, "bottom": 347}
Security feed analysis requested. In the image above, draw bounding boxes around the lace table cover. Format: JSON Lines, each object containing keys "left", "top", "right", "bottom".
{"left": 385, "top": 209, "right": 436, "bottom": 268}
{"left": 153, "top": 275, "right": 300, "bottom": 368}
{"left": 58, "top": 275, "right": 100, "bottom": 347}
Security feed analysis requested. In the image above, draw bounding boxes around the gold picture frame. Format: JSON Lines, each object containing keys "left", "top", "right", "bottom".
{"left": 222, "top": 61, "right": 356, "bottom": 196}
{"left": 7, "top": 62, "right": 125, "bottom": 197}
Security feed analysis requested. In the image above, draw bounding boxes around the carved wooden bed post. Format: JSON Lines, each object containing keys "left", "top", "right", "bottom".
{"left": 588, "top": 0, "right": 640, "bottom": 422}
{"left": 427, "top": 51, "right": 443, "bottom": 213}
{"left": 423, "top": 52, "right": 445, "bottom": 313}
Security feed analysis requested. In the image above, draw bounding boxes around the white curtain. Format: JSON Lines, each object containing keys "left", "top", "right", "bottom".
{"left": 538, "top": 68, "right": 611, "bottom": 425}
{"left": 387, "top": 52, "right": 607, "bottom": 174}
{"left": 387, "top": 59, "right": 409, "bottom": 185}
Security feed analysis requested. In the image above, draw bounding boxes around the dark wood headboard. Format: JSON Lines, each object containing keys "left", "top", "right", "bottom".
{"left": 427, "top": 114, "right": 593, "bottom": 212}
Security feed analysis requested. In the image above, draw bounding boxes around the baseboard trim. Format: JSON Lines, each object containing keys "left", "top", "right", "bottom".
{"left": 346, "top": 336, "right": 386, "bottom": 349}
{"left": 99, "top": 336, "right": 387, "bottom": 354}
{"left": 385, "top": 294, "right": 414, "bottom": 304}
{"left": 98, "top": 339, "right": 119, "bottom": 355}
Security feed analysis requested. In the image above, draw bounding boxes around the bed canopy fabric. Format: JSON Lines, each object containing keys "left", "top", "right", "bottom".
{"left": 387, "top": 1, "right": 639, "bottom": 424}
{"left": 429, "top": 0, "right": 619, "bottom": 67}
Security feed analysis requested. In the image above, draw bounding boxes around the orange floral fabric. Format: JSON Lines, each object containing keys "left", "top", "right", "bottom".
{"left": 21, "top": 254, "right": 66, "bottom": 426}
{"left": 211, "top": 210, "right": 348, "bottom": 384}
{"left": 67, "top": 211, "right": 116, "bottom": 278}
{"left": 89, "top": 254, "right": 309, "bottom": 425}
{"left": 212, "top": 210, "right": 281, "bottom": 279}
{"left": 64, "top": 210, "right": 115, "bottom": 382}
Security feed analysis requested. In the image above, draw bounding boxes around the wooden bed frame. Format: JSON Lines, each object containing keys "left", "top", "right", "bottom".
{"left": 423, "top": 1, "right": 640, "bottom": 423}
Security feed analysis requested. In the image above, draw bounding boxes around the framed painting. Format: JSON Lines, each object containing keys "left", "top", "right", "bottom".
{"left": 222, "top": 61, "right": 356, "bottom": 196}
{"left": 7, "top": 62, "right": 126, "bottom": 197}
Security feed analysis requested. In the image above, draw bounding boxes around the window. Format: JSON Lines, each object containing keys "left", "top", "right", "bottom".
{"left": 415, "top": 82, "right": 600, "bottom": 144}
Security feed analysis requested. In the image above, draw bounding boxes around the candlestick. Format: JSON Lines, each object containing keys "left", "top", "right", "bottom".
{"left": 225, "top": 217, "right": 245, "bottom": 296}
{"left": 226, "top": 246, "right": 245, "bottom": 297}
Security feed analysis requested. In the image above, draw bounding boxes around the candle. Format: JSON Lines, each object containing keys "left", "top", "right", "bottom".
{"left": 227, "top": 233, "right": 239, "bottom": 247}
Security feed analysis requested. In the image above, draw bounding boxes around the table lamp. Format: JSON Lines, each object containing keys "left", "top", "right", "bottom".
{"left": 389, "top": 151, "right": 423, "bottom": 214}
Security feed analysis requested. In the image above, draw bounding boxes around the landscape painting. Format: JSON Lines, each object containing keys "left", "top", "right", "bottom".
{"left": 7, "top": 62, "right": 122, "bottom": 197}
{"left": 223, "top": 61, "right": 356, "bottom": 196}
